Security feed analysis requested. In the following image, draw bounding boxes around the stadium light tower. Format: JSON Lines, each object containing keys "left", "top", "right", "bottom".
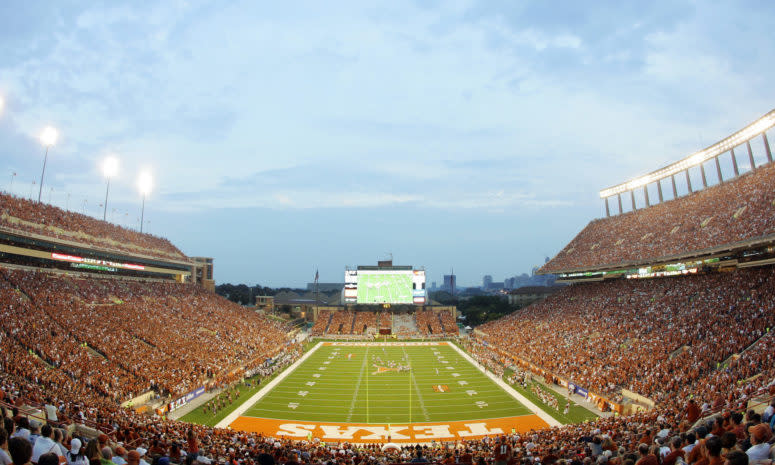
{"left": 137, "top": 171, "right": 153, "bottom": 233}
{"left": 38, "top": 126, "right": 59, "bottom": 203}
{"left": 101, "top": 156, "right": 119, "bottom": 221}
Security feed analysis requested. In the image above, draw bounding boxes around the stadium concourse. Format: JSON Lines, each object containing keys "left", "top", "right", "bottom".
{"left": 1, "top": 130, "right": 775, "bottom": 465}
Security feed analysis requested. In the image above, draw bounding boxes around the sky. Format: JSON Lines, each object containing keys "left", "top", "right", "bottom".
{"left": 1, "top": 1, "right": 774, "bottom": 287}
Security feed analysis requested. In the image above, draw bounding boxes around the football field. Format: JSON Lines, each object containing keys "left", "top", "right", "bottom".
{"left": 221, "top": 342, "right": 556, "bottom": 442}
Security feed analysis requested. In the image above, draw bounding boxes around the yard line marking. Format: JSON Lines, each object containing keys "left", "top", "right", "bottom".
{"left": 346, "top": 345, "right": 369, "bottom": 422}
{"left": 403, "top": 346, "right": 430, "bottom": 422}
{"left": 445, "top": 338, "right": 562, "bottom": 427}
{"left": 215, "top": 341, "right": 323, "bottom": 429}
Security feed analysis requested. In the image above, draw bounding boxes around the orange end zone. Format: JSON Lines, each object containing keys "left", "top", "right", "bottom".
{"left": 322, "top": 342, "right": 448, "bottom": 347}
{"left": 229, "top": 415, "right": 549, "bottom": 443}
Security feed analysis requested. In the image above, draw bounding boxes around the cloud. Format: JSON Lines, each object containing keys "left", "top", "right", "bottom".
{"left": 2, "top": 0, "right": 775, "bottom": 285}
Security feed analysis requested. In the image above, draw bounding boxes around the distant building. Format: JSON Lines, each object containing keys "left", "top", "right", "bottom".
{"left": 482, "top": 275, "right": 493, "bottom": 289}
{"left": 431, "top": 281, "right": 437, "bottom": 291}
{"left": 191, "top": 257, "right": 215, "bottom": 292}
{"left": 442, "top": 274, "right": 456, "bottom": 295}
{"left": 255, "top": 295, "right": 275, "bottom": 312}
{"left": 306, "top": 282, "right": 344, "bottom": 292}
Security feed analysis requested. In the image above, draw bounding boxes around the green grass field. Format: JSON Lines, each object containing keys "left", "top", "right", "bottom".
{"left": 242, "top": 343, "right": 530, "bottom": 423}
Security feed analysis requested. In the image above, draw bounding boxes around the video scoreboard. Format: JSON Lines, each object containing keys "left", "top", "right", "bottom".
{"left": 344, "top": 266, "right": 426, "bottom": 305}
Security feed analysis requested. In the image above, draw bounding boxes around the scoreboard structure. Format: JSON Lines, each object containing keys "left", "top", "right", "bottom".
{"left": 343, "top": 262, "right": 426, "bottom": 305}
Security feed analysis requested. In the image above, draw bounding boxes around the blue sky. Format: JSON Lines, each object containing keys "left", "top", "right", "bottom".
{"left": 1, "top": 1, "right": 774, "bottom": 287}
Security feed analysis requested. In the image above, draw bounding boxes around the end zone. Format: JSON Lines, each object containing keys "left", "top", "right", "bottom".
{"left": 229, "top": 415, "right": 549, "bottom": 443}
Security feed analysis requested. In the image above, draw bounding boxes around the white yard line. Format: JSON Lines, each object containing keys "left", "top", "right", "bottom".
{"left": 215, "top": 342, "right": 324, "bottom": 429}
{"left": 445, "top": 342, "right": 562, "bottom": 428}
{"left": 403, "top": 346, "right": 430, "bottom": 421}
{"left": 346, "top": 346, "right": 369, "bottom": 421}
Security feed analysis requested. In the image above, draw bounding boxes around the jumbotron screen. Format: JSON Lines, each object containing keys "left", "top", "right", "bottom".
{"left": 344, "top": 269, "right": 426, "bottom": 304}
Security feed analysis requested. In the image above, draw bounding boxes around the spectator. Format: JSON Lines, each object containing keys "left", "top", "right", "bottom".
{"left": 31, "top": 425, "right": 62, "bottom": 463}
{"left": 8, "top": 438, "right": 32, "bottom": 465}
{"left": 745, "top": 424, "right": 772, "bottom": 462}
{"left": 37, "top": 454, "right": 58, "bottom": 465}
{"left": 65, "top": 440, "right": 86, "bottom": 465}
{"left": 0, "top": 429, "right": 12, "bottom": 465}
{"left": 723, "top": 451, "right": 748, "bottom": 465}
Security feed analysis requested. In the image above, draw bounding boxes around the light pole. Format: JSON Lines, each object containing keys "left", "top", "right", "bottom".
{"left": 137, "top": 171, "right": 153, "bottom": 233}
{"left": 101, "top": 156, "right": 119, "bottom": 221}
{"left": 38, "top": 126, "right": 58, "bottom": 203}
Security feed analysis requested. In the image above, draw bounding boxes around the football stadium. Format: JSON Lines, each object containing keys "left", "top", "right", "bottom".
{"left": 2, "top": 5, "right": 775, "bottom": 465}
{"left": 1, "top": 107, "right": 774, "bottom": 462}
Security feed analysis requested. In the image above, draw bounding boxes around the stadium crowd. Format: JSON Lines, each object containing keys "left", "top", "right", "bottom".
{"left": 328, "top": 311, "right": 355, "bottom": 335}
{"left": 352, "top": 312, "right": 378, "bottom": 335}
{"left": 415, "top": 310, "right": 444, "bottom": 336}
{"left": 309, "top": 311, "right": 333, "bottom": 336}
{"left": 310, "top": 310, "right": 455, "bottom": 338}
{"left": 542, "top": 162, "right": 775, "bottom": 273}
{"left": 0, "top": 193, "right": 185, "bottom": 260}
{"left": 477, "top": 268, "right": 775, "bottom": 409}
{"left": 0, "top": 267, "right": 290, "bottom": 400}
{"left": 2, "top": 264, "right": 775, "bottom": 465}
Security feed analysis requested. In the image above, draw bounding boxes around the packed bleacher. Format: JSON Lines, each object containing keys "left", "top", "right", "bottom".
{"left": 0, "top": 193, "right": 186, "bottom": 260}
{"left": 309, "top": 310, "right": 333, "bottom": 336}
{"left": 477, "top": 267, "right": 775, "bottom": 407}
{"left": 352, "top": 311, "right": 377, "bottom": 335}
{"left": 541, "top": 162, "right": 775, "bottom": 273}
{"left": 3, "top": 265, "right": 775, "bottom": 465}
{"left": 439, "top": 310, "right": 457, "bottom": 334}
{"left": 328, "top": 310, "right": 355, "bottom": 335}
{"left": 0, "top": 267, "right": 290, "bottom": 401}
{"left": 415, "top": 309, "right": 458, "bottom": 336}
{"left": 415, "top": 309, "right": 443, "bottom": 335}
{"left": 308, "top": 310, "right": 456, "bottom": 337}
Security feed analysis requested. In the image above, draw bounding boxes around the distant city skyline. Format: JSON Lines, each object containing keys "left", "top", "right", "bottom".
{"left": 1, "top": 2, "right": 774, "bottom": 287}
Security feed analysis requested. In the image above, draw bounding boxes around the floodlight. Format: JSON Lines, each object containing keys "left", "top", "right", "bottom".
{"left": 102, "top": 156, "right": 119, "bottom": 178}
{"left": 600, "top": 109, "right": 775, "bottom": 198}
{"left": 37, "top": 126, "right": 59, "bottom": 202}
{"left": 101, "top": 156, "right": 120, "bottom": 221}
{"left": 137, "top": 171, "right": 153, "bottom": 233}
{"left": 40, "top": 126, "right": 58, "bottom": 147}
{"left": 137, "top": 171, "right": 153, "bottom": 196}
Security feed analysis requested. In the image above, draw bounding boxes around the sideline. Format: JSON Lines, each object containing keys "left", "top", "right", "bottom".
{"left": 446, "top": 342, "right": 562, "bottom": 428}
{"left": 216, "top": 342, "right": 323, "bottom": 429}
{"left": 538, "top": 380, "right": 612, "bottom": 419}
